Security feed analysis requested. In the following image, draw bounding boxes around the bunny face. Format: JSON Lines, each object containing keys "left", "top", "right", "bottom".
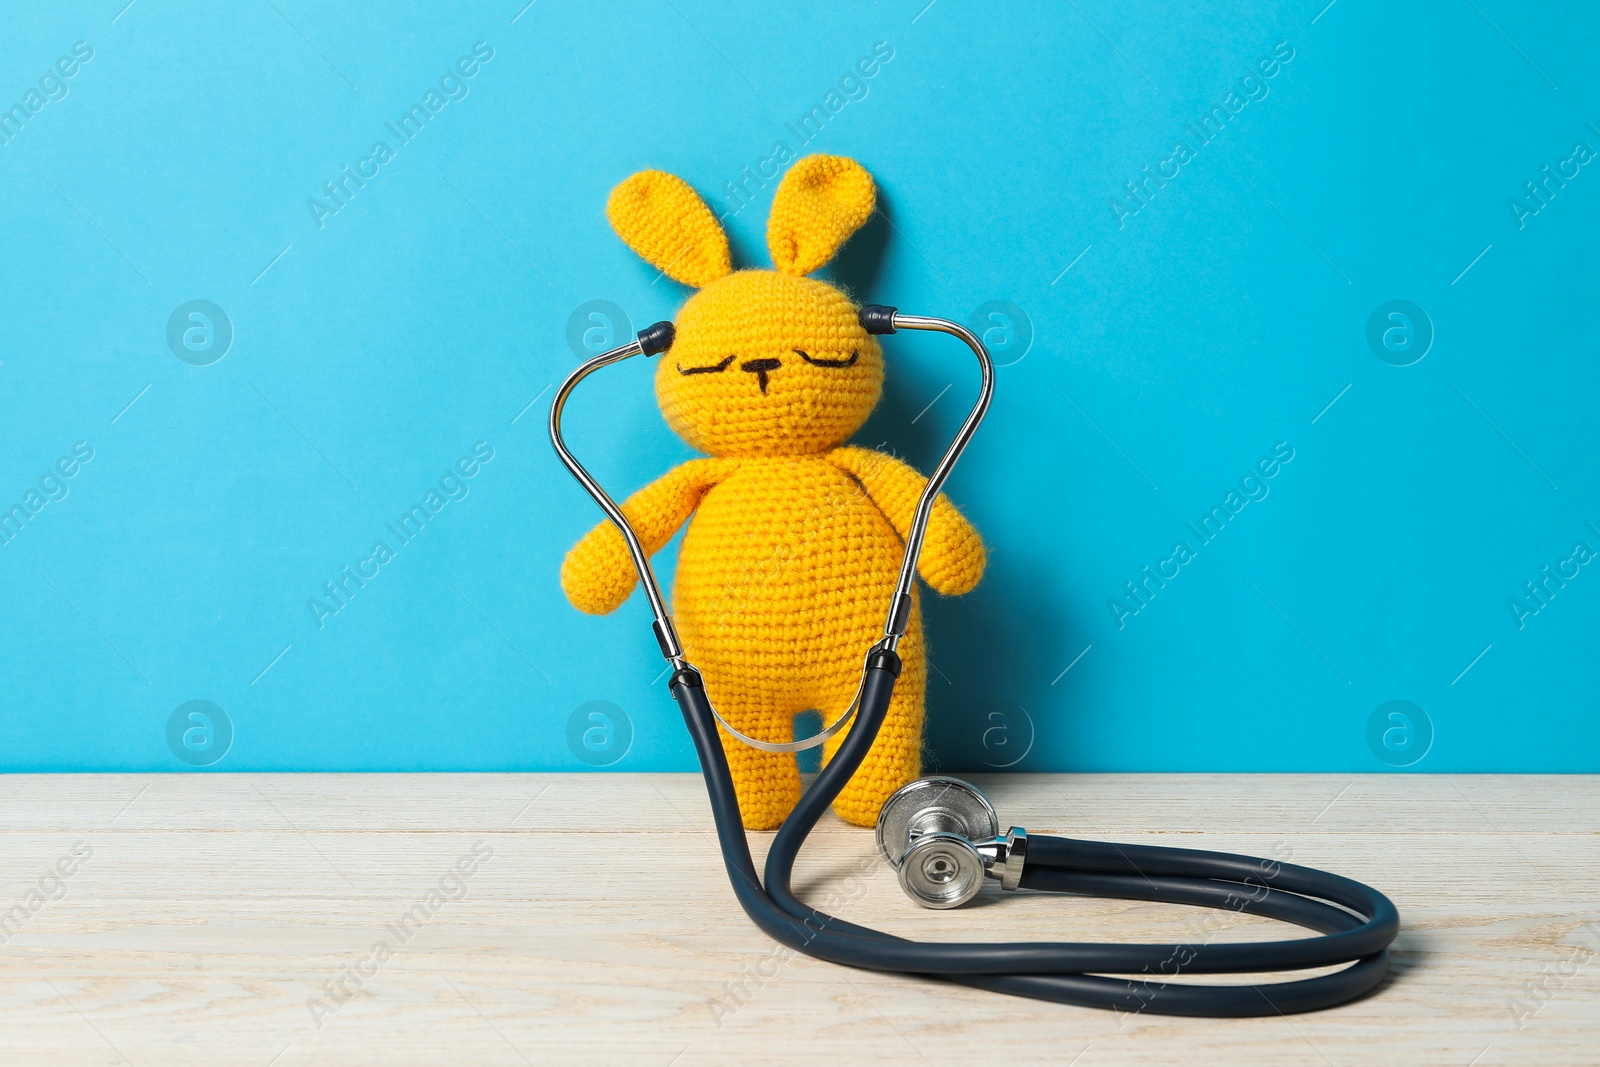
{"left": 606, "top": 155, "right": 881, "bottom": 458}
{"left": 656, "top": 270, "right": 883, "bottom": 457}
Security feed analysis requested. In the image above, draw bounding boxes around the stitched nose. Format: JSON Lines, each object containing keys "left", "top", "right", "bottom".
{"left": 740, "top": 357, "right": 782, "bottom": 394}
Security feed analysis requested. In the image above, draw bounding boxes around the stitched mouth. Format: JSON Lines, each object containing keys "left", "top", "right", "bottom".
{"left": 740, "top": 357, "right": 782, "bottom": 394}
{"left": 796, "top": 349, "right": 859, "bottom": 368}
{"left": 677, "top": 355, "right": 736, "bottom": 376}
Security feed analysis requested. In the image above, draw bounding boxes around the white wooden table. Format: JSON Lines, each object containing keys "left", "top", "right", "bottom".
{"left": 0, "top": 774, "right": 1593, "bottom": 1065}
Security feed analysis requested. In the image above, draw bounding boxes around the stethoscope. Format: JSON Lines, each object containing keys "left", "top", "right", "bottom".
{"left": 550, "top": 305, "right": 1399, "bottom": 1017}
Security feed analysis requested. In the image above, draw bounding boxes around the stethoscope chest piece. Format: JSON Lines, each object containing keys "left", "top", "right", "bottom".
{"left": 876, "top": 777, "right": 1011, "bottom": 908}
{"left": 896, "top": 831, "right": 987, "bottom": 908}
{"left": 878, "top": 776, "right": 1029, "bottom": 908}
{"left": 875, "top": 776, "right": 998, "bottom": 866}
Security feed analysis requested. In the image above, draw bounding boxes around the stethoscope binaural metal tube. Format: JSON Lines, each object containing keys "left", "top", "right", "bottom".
{"left": 866, "top": 311, "right": 994, "bottom": 646}
{"left": 548, "top": 326, "right": 685, "bottom": 661}
{"left": 548, "top": 307, "right": 992, "bottom": 752}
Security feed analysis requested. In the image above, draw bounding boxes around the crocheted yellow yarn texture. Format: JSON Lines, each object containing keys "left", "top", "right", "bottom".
{"left": 564, "top": 155, "right": 986, "bottom": 830}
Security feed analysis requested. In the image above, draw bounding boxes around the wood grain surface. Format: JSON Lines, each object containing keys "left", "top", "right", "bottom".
{"left": 0, "top": 773, "right": 1594, "bottom": 1066}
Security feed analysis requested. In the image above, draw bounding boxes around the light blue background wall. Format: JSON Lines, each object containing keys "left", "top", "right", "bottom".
{"left": 0, "top": 0, "right": 1594, "bottom": 773}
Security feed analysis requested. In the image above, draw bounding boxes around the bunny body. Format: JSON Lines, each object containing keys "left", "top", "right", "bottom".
{"left": 561, "top": 158, "right": 984, "bottom": 829}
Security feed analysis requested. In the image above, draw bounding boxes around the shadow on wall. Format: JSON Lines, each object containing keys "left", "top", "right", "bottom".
{"left": 922, "top": 567, "right": 1081, "bottom": 774}
{"left": 851, "top": 298, "right": 1083, "bottom": 775}
{"left": 811, "top": 188, "right": 1083, "bottom": 776}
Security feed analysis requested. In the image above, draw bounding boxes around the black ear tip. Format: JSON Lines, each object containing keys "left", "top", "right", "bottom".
{"left": 637, "top": 321, "right": 676, "bottom": 356}
{"left": 859, "top": 304, "right": 897, "bottom": 334}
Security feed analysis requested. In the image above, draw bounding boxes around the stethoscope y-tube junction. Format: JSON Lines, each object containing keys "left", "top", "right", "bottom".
{"left": 550, "top": 305, "right": 1400, "bottom": 1018}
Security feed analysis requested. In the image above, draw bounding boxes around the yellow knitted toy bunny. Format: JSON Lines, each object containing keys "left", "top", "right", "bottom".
{"left": 561, "top": 155, "right": 985, "bottom": 830}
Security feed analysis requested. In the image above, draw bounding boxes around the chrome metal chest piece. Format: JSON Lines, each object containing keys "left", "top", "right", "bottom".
{"left": 875, "top": 777, "right": 1028, "bottom": 908}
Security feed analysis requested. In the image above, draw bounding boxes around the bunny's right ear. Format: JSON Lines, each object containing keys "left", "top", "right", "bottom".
{"left": 606, "top": 170, "right": 732, "bottom": 288}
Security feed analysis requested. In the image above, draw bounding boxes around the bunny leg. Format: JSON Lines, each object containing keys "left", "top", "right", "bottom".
{"left": 822, "top": 638, "right": 926, "bottom": 828}
{"left": 715, "top": 704, "right": 803, "bottom": 832}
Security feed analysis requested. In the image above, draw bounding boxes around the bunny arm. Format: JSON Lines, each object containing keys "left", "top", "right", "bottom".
{"left": 561, "top": 457, "right": 738, "bottom": 615}
{"left": 826, "top": 446, "right": 986, "bottom": 596}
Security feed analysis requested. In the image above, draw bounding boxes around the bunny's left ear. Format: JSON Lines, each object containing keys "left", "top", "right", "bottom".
{"left": 767, "top": 155, "right": 875, "bottom": 276}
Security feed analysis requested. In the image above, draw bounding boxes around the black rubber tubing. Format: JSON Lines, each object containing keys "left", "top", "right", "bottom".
{"left": 669, "top": 651, "right": 1400, "bottom": 1017}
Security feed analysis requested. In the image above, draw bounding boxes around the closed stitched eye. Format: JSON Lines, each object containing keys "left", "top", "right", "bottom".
{"left": 795, "top": 349, "right": 859, "bottom": 368}
{"left": 677, "top": 355, "right": 736, "bottom": 376}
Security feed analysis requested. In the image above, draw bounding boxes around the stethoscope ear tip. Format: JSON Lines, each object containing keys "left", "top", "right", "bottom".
{"left": 637, "top": 320, "right": 675, "bottom": 356}
{"left": 859, "top": 304, "right": 898, "bottom": 335}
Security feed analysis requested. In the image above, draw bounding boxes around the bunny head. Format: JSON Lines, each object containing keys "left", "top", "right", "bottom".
{"left": 606, "top": 155, "right": 882, "bottom": 458}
